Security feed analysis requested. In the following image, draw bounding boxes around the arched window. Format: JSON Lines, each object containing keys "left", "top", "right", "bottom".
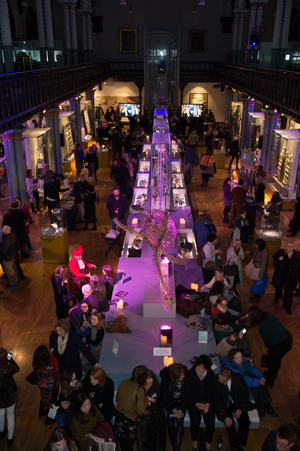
{"left": 289, "top": 8, "right": 299, "bottom": 41}
{"left": 27, "top": 7, "right": 38, "bottom": 40}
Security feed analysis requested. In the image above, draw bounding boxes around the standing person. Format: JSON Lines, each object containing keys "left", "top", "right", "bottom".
{"left": 226, "top": 239, "right": 245, "bottom": 295}
{"left": 187, "top": 355, "right": 216, "bottom": 451}
{"left": 228, "top": 179, "right": 247, "bottom": 228}
{"left": 51, "top": 265, "right": 69, "bottom": 320}
{"left": 45, "top": 174, "right": 69, "bottom": 221}
{"left": 124, "top": 153, "right": 133, "bottom": 181}
{"left": 68, "top": 245, "right": 96, "bottom": 303}
{"left": 193, "top": 209, "right": 216, "bottom": 250}
{"left": 160, "top": 363, "right": 188, "bottom": 451}
{"left": 84, "top": 147, "right": 95, "bottom": 178}
{"left": 100, "top": 265, "right": 116, "bottom": 301}
{"left": 68, "top": 176, "right": 89, "bottom": 223}
{"left": 32, "top": 345, "right": 59, "bottom": 420}
{"left": 3, "top": 201, "right": 29, "bottom": 259}
{"left": 249, "top": 306, "right": 292, "bottom": 388}
{"left": 184, "top": 147, "right": 197, "bottom": 184}
{"left": 272, "top": 241, "right": 300, "bottom": 314}
{"left": 262, "top": 425, "right": 299, "bottom": 451}
{"left": 43, "top": 427, "right": 79, "bottom": 451}
{"left": 0, "top": 348, "right": 19, "bottom": 448}
{"left": 83, "top": 185, "right": 97, "bottom": 231}
{"left": 49, "top": 319, "right": 100, "bottom": 379}
{"left": 40, "top": 164, "right": 55, "bottom": 207}
{"left": 74, "top": 143, "right": 85, "bottom": 179}
{"left": 25, "top": 169, "right": 41, "bottom": 213}
{"left": 92, "top": 144, "right": 99, "bottom": 181}
{"left": 116, "top": 158, "right": 132, "bottom": 199}
{"left": 200, "top": 149, "right": 215, "bottom": 187}
{"left": 187, "top": 127, "right": 199, "bottom": 150}
{"left": 213, "top": 367, "right": 250, "bottom": 451}
{"left": 115, "top": 365, "right": 149, "bottom": 451}
{"left": 247, "top": 238, "right": 268, "bottom": 303}
{"left": 266, "top": 192, "right": 282, "bottom": 230}
{"left": 15, "top": 197, "right": 32, "bottom": 252}
{"left": 87, "top": 275, "right": 108, "bottom": 312}
{"left": 106, "top": 186, "right": 128, "bottom": 231}
{"left": 228, "top": 138, "right": 240, "bottom": 169}
{"left": 202, "top": 233, "right": 222, "bottom": 270}
{"left": 287, "top": 187, "right": 300, "bottom": 237}
{"left": 86, "top": 312, "right": 105, "bottom": 359}
{"left": 0, "top": 226, "right": 18, "bottom": 287}
{"left": 110, "top": 158, "right": 118, "bottom": 184}
{"left": 82, "top": 368, "right": 115, "bottom": 422}
{"left": 254, "top": 175, "right": 265, "bottom": 208}
{"left": 223, "top": 177, "right": 232, "bottom": 224}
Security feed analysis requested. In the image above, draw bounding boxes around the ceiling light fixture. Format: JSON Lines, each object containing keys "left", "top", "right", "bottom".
{"left": 199, "top": 0, "right": 206, "bottom": 4}
{"left": 128, "top": 3, "right": 133, "bottom": 14}
{"left": 120, "top": 0, "right": 127, "bottom": 4}
{"left": 192, "top": 3, "right": 197, "bottom": 14}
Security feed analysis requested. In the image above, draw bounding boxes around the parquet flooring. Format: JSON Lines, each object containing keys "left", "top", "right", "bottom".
{"left": 0, "top": 148, "right": 299, "bottom": 450}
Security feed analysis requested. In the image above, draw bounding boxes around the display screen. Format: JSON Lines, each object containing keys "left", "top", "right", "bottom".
{"left": 181, "top": 104, "right": 204, "bottom": 117}
{"left": 119, "top": 104, "right": 141, "bottom": 117}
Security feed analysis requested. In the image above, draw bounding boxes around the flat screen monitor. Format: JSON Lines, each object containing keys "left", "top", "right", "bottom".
{"left": 119, "top": 103, "right": 141, "bottom": 117}
{"left": 181, "top": 104, "right": 204, "bottom": 117}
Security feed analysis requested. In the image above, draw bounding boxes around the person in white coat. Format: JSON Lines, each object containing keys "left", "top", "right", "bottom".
{"left": 226, "top": 239, "right": 245, "bottom": 296}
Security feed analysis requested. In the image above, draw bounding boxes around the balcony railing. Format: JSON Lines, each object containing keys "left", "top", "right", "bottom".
{"left": 0, "top": 62, "right": 109, "bottom": 133}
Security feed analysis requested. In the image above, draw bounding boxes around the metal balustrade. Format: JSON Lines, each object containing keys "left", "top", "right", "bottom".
{"left": 1, "top": 61, "right": 300, "bottom": 133}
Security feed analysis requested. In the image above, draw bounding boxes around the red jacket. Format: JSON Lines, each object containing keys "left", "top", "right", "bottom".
{"left": 21, "top": 203, "right": 32, "bottom": 235}
{"left": 69, "top": 256, "right": 92, "bottom": 278}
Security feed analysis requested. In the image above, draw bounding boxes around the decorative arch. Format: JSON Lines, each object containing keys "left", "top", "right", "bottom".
{"left": 27, "top": 7, "right": 38, "bottom": 40}
{"left": 289, "top": 8, "right": 299, "bottom": 41}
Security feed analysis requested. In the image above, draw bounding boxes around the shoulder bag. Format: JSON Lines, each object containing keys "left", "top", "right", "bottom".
{"left": 200, "top": 156, "right": 210, "bottom": 173}
{"left": 245, "top": 259, "right": 260, "bottom": 281}
{"left": 223, "top": 257, "right": 239, "bottom": 277}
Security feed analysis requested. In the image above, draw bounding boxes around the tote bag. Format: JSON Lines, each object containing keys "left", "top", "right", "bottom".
{"left": 245, "top": 259, "right": 260, "bottom": 281}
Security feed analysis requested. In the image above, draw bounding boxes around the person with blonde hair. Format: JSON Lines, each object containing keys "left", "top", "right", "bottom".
{"left": 83, "top": 367, "right": 115, "bottom": 421}
{"left": 226, "top": 239, "right": 245, "bottom": 296}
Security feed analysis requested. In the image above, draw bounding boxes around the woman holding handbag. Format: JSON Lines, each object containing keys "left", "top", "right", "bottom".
{"left": 226, "top": 239, "right": 244, "bottom": 296}
{"left": 200, "top": 150, "right": 215, "bottom": 187}
{"left": 246, "top": 238, "right": 268, "bottom": 303}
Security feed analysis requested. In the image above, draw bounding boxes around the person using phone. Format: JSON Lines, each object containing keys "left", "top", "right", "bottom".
{"left": 0, "top": 347, "right": 19, "bottom": 447}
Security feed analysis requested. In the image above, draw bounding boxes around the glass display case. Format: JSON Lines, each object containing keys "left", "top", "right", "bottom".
{"left": 172, "top": 173, "right": 184, "bottom": 188}
{"left": 176, "top": 230, "right": 198, "bottom": 259}
{"left": 59, "top": 111, "right": 75, "bottom": 160}
{"left": 133, "top": 187, "right": 149, "bottom": 207}
{"left": 248, "top": 112, "right": 265, "bottom": 152}
{"left": 269, "top": 129, "right": 300, "bottom": 200}
{"left": 22, "top": 128, "right": 53, "bottom": 177}
{"left": 153, "top": 118, "right": 170, "bottom": 134}
{"left": 230, "top": 101, "right": 243, "bottom": 138}
{"left": 154, "top": 109, "right": 168, "bottom": 119}
{"left": 141, "top": 144, "right": 151, "bottom": 160}
{"left": 121, "top": 229, "right": 144, "bottom": 258}
{"left": 150, "top": 133, "right": 172, "bottom": 211}
{"left": 172, "top": 188, "right": 188, "bottom": 208}
{"left": 80, "top": 100, "right": 92, "bottom": 137}
{"left": 139, "top": 160, "right": 150, "bottom": 173}
{"left": 258, "top": 213, "right": 284, "bottom": 239}
{"left": 39, "top": 205, "right": 69, "bottom": 263}
{"left": 136, "top": 173, "right": 149, "bottom": 188}
{"left": 171, "top": 161, "right": 182, "bottom": 173}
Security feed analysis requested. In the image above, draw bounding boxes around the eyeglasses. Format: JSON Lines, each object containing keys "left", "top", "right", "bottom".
{"left": 276, "top": 439, "right": 290, "bottom": 449}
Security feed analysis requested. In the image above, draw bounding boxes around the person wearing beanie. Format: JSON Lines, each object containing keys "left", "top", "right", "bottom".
{"left": 3, "top": 201, "right": 29, "bottom": 258}
{"left": 69, "top": 246, "right": 96, "bottom": 302}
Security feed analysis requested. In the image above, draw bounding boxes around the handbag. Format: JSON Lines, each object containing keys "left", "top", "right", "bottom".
{"left": 245, "top": 259, "right": 260, "bottom": 281}
{"left": 200, "top": 155, "right": 210, "bottom": 173}
{"left": 136, "top": 414, "right": 150, "bottom": 442}
{"left": 250, "top": 277, "right": 268, "bottom": 296}
{"left": 223, "top": 257, "right": 239, "bottom": 277}
{"left": 25, "top": 370, "right": 38, "bottom": 385}
{"left": 196, "top": 246, "right": 206, "bottom": 266}
{"left": 106, "top": 315, "right": 131, "bottom": 333}
{"left": 91, "top": 420, "right": 116, "bottom": 444}
{"left": 63, "top": 291, "right": 73, "bottom": 305}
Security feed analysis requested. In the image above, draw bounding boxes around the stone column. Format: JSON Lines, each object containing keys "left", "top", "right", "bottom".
{"left": 246, "top": 1, "right": 257, "bottom": 64}
{"left": 279, "top": 0, "right": 293, "bottom": 68}
{"left": 240, "top": 99, "right": 255, "bottom": 151}
{"left": 81, "top": 12, "right": 88, "bottom": 62}
{"left": 69, "top": 98, "right": 82, "bottom": 143}
{"left": 35, "top": 0, "right": 47, "bottom": 68}
{"left": 231, "top": 12, "right": 239, "bottom": 63}
{"left": 86, "top": 11, "right": 93, "bottom": 62}
{"left": 85, "top": 90, "right": 95, "bottom": 136}
{"left": 43, "top": 0, "right": 55, "bottom": 67}
{"left": 45, "top": 109, "right": 62, "bottom": 173}
{"left": 261, "top": 110, "right": 279, "bottom": 171}
{"left": 1, "top": 129, "right": 27, "bottom": 203}
{"left": 0, "top": 0, "right": 14, "bottom": 73}
{"left": 229, "top": 92, "right": 239, "bottom": 126}
{"left": 236, "top": 11, "right": 248, "bottom": 63}
{"left": 59, "top": 1, "right": 72, "bottom": 65}
{"left": 70, "top": 1, "right": 78, "bottom": 64}
{"left": 271, "top": 0, "right": 285, "bottom": 68}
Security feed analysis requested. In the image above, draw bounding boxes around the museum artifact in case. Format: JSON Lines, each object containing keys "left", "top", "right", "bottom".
{"left": 22, "top": 128, "right": 53, "bottom": 176}
{"left": 150, "top": 133, "right": 171, "bottom": 211}
{"left": 136, "top": 173, "right": 149, "bottom": 188}
{"left": 39, "top": 205, "right": 69, "bottom": 263}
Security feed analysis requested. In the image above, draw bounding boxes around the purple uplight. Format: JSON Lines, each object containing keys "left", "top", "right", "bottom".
{"left": 161, "top": 325, "right": 172, "bottom": 330}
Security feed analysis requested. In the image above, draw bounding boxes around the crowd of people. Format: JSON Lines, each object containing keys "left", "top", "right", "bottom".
{"left": 0, "top": 110, "right": 300, "bottom": 451}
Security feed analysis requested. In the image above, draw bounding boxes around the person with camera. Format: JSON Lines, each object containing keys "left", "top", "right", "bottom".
{"left": 0, "top": 348, "right": 19, "bottom": 448}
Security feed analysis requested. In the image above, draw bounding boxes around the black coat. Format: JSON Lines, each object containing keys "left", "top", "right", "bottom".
{"left": 51, "top": 273, "right": 68, "bottom": 309}
{"left": 3, "top": 208, "right": 27, "bottom": 237}
{"left": 0, "top": 232, "right": 18, "bottom": 261}
{"left": 116, "top": 166, "right": 131, "bottom": 186}
{"left": 82, "top": 371, "right": 115, "bottom": 421}
{"left": 84, "top": 192, "right": 97, "bottom": 223}
{"left": 106, "top": 193, "right": 128, "bottom": 220}
{"left": 73, "top": 181, "right": 89, "bottom": 205}
{"left": 49, "top": 330, "right": 97, "bottom": 379}
{"left": 160, "top": 365, "right": 189, "bottom": 413}
{"left": 186, "top": 366, "right": 216, "bottom": 408}
{"left": 0, "top": 359, "right": 19, "bottom": 408}
{"left": 213, "top": 372, "right": 250, "bottom": 421}
{"left": 262, "top": 430, "right": 299, "bottom": 451}
{"left": 272, "top": 249, "right": 300, "bottom": 290}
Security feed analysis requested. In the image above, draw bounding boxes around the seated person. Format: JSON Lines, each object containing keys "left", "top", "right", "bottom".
{"left": 201, "top": 270, "right": 240, "bottom": 311}
{"left": 68, "top": 300, "right": 96, "bottom": 336}
{"left": 210, "top": 296, "right": 245, "bottom": 334}
{"left": 217, "top": 332, "right": 251, "bottom": 361}
{"left": 206, "top": 281, "right": 241, "bottom": 313}
{"left": 262, "top": 424, "right": 299, "bottom": 451}
{"left": 222, "top": 348, "right": 278, "bottom": 418}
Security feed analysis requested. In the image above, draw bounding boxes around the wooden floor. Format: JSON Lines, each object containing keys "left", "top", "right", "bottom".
{"left": 0, "top": 149, "right": 299, "bottom": 450}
